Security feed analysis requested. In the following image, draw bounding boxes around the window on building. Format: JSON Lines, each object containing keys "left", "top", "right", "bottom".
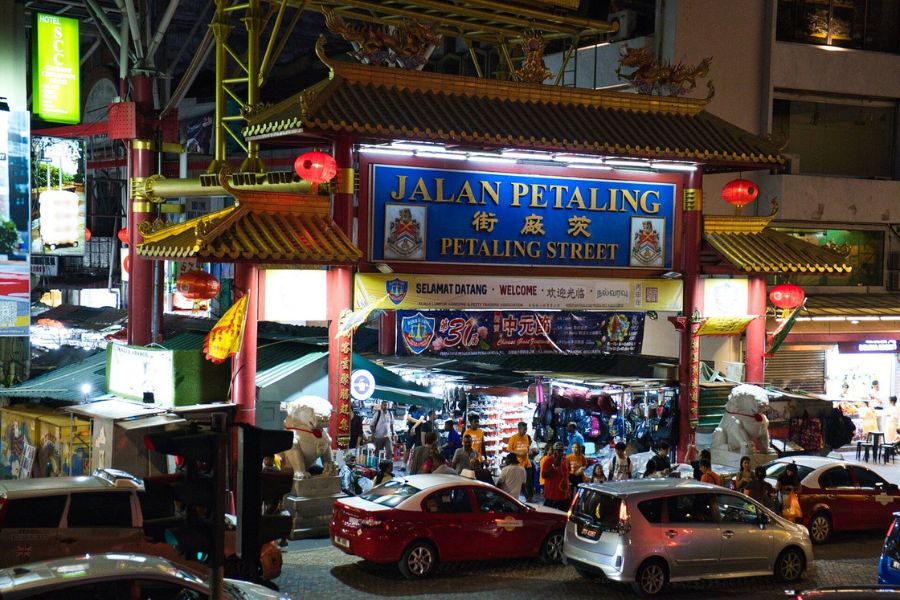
{"left": 777, "top": 0, "right": 900, "bottom": 53}
{"left": 769, "top": 226, "right": 884, "bottom": 287}
{"left": 773, "top": 99, "right": 895, "bottom": 179}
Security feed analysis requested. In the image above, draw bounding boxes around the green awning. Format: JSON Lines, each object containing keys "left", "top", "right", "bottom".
{"left": 352, "top": 354, "right": 442, "bottom": 410}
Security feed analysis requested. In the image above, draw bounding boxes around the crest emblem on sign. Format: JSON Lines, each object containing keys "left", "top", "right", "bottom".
{"left": 401, "top": 312, "right": 435, "bottom": 354}
{"left": 386, "top": 207, "right": 424, "bottom": 257}
{"left": 631, "top": 219, "right": 662, "bottom": 266}
{"left": 386, "top": 278, "right": 408, "bottom": 305}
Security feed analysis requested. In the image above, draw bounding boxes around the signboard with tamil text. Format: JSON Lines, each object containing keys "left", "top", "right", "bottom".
{"left": 355, "top": 273, "right": 683, "bottom": 313}
{"left": 366, "top": 163, "right": 676, "bottom": 269}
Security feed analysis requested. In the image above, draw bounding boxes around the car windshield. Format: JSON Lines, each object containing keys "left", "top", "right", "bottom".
{"left": 765, "top": 462, "right": 814, "bottom": 481}
{"left": 359, "top": 480, "right": 421, "bottom": 508}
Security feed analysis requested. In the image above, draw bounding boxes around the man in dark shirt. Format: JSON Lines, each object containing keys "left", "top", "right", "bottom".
{"left": 644, "top": 441, "right": 672, "bottom": 478}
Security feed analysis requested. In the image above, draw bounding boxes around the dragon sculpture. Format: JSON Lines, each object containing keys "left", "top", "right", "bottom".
{"left": 513, "top": 29, "right": 553, "bottom": 84}
{"left": 616, "top": 46, "right": 715, "bottom": 99}
{"left": 323, "top": 8, "right": 440, "bottom": 69}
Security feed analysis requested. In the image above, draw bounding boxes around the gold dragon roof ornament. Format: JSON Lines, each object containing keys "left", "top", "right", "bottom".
{"left": 616, "top": 46, "right": 715, "bottom": 100}
{"left": 323, "top": 8, "right": 440, "bottom": 70}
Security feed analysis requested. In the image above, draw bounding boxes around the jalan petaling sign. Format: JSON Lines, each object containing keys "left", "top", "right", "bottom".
{"left": 33, "top": 13, "right": 80, "bottom": 124}
{"left": 368, "top": 164, "right": 676, "bottom": 269}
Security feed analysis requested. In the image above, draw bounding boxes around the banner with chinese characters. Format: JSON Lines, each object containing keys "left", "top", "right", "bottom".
{"left": 397, "top": 310, "right": 645, "bottom": 356}
{"left": 335, "top": 334, "right": 352, "bottom": 449}
{"left": 366, "top": 163, "right": 676, "bottom": 268}
{"left": 355, "top": 273, "right": 682, "bottom": 312}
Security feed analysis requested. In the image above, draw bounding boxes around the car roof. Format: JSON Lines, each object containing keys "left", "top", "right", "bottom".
{"left": 580, "top": 478, "right": 726, "bottom": 497}
{"left": 0, "top": 553, "right": 206, "bottom": 595}
{"left": 0, "top": 469, "right": 143, "bottom": 498}
{"left": 771, "top": 456, "right": 843, "bottom": 469}
{"left": 395, "top": 473, "right": 498, "bottom": 491}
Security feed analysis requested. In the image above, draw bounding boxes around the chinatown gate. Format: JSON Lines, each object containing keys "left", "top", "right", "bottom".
{"left": 137, "top": 39, "right": 848, "bottom": 458}
{"left": 236, "top": 43, "right": 804, "bottom": 459}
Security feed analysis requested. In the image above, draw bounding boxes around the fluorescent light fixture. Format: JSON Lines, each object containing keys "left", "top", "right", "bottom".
{"left": 604, "top": 159, "right": 651, "bottom": 168}
{"left": 880, "top": 316, "right": 900, "bottom": 321}
{"left": 651, "top": 162, "right": 698, "bottom": 172}
{"left": 416, "top": 151, "right": 466, "bottom": 160}
{"left": 853, "top": 316, "right": 881, "bottom": 321}
{"left": 795, "top": 317, "right": 812, "bottom": 322}
{"left": 501, "top": 150, "right": 551, "bottom": 160}
{"left": 467, "top": 154, "right": 515, "bottom": 163}
{"left": 661, "top": 271, "right": 682, "bottom": 279}
{"left": 375, "top": 263, "right": 393, "bottom": 274}
{"left": 360, "top": 148, "right": 413, "bottom": 157}
{"left": 810, "top": 316, "right": 845, "bottom": 321}
{"left": 562, "top": 156, "right": 606, "bottom": 165}
{"left": 391, "top": 142, "right": 446, "bottom": 152}
{"left": 566, "top": 163, "right": 613, "bottom": 170}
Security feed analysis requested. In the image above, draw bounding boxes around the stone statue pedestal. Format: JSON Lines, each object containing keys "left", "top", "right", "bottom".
{"left": 284, "top": 475, "right": 344, "bottom": 540}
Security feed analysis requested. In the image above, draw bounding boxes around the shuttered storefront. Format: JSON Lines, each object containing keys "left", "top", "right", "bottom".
{"left": 764, "top": 348, "right": 828, "bottom": 393}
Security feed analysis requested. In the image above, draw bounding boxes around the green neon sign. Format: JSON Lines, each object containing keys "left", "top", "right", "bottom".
{"left": 33, "top": 12, "right": 80, "bottom": 124}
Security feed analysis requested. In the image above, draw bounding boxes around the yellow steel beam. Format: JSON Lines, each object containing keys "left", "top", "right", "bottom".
{"left": 261, "top": 1, "right": 305, "bottom": 83}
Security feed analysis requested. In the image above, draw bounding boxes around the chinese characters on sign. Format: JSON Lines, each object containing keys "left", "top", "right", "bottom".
{"left": 368, "top": 164, "right": 676, "bottom": 268}
{"left": 336, "top": 335, "right": 352, "bottom": 449}
{"left": 397, "top": 310, "right": 645, "bottom": 356}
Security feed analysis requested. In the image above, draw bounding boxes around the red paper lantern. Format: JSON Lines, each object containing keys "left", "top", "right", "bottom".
{"left": 769, "top": 283, "right": 805, "bottom": 310}
{"left": 117, "top": 227, "right": 129, "bottom": 245}
{"left": 721, "top": 178, "right": 759, "bottom": 208}
{"left": 294, "top": 151, "right": 337, "bottom": 184}
{"left": 123, "top": 255, "right": 131, "bottom": 274}
{"left": 84, "top": 228, "right": 91, "bottom": 242}
{"left": 176, "top": 270, "right": 221, "bottom": 301}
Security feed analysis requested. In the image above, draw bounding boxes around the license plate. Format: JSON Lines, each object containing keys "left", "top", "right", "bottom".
{"left": 333, "top": 535, "right": 350, "bottom": 549}
{"left": 578, "top": 524, "right": 600, "bottom": 539}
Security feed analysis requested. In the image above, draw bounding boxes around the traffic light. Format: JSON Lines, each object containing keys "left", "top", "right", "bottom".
{"left": 236, "top": 424, "right": 294, "bottom": 567}
{"left": 143, "top": 427, "right": 224, "bottom": 564}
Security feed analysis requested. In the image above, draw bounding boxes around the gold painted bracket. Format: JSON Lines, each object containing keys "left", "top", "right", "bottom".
{"left": 683, "top": 188, "right": 703, "bottom": 212}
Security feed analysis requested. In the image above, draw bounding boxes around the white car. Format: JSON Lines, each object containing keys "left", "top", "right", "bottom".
{"left": 0, "top": 553, "right": 293, "bottom": 599}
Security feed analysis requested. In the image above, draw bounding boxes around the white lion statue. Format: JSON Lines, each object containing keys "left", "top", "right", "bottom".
{"left": 283, "top": 395, "right": 337, "bottom": 479}
{"left": 711, "top": 384, "right": 771, "bottom": 456}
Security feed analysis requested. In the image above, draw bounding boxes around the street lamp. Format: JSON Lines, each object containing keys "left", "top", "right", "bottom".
{"left": 80, "top": 383, "right": 91, "bottom": 402}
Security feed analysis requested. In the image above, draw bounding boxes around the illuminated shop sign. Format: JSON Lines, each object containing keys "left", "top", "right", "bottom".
{"left": 858, "top": 339, "right": 897, "bottom": 352}
{"left": 368, "top": 164, "right": 676, "bottom": 269}
{"left": 33, "top": 13, "right": 80, "bottom": 124}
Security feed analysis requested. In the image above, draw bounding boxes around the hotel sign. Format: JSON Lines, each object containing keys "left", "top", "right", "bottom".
{"left": 33, "top": 13, "right": 80, "bottom": 124}
{"left": 368, "top": 164, "right": 676, "bottom": 269}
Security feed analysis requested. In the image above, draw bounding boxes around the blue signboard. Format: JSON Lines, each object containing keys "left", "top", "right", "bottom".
{"left": 369, "top": 164, "right": 675, "bottom": 269}
{"left": 397, "top": 310, "right": 645, "bottom": 356}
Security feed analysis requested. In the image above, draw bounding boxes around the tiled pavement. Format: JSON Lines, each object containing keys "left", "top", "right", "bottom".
{"left": 272, "top": 450, "right": 898, "bottom": 599}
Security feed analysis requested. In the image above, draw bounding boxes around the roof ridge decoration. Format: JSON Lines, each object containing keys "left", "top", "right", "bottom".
{"left": 313, "top": 48, "right": 707, "bottom": 116}
{"left": 704, "top": 199, "right": 780, "bottom": 234}
{"left": 513, "top": 29, "right": 552, "bottom": 84}
{"left": 322, "top": 8, "right": 440, "bottom": 70}
{"left": 616, "top": 46, "right": 715, "bottom": 101}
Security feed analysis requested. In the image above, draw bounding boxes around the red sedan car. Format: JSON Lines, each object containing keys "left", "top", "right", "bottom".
{"left": 330, "top": 473, "right": 568, "bottom": 578}
{"left": 764, "top": 456, "right": 900, "bottom": 544}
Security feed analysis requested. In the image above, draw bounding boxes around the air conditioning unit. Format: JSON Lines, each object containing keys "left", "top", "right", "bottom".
{"left": 608, "top": 9, "right": 637, "bottom": 42}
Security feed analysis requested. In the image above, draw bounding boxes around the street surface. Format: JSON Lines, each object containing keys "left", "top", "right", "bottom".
{"left": 273, "top": 451, "right": 898, "bottom": 599}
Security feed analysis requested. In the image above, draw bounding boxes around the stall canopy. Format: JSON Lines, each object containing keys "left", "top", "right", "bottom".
{"left": 352, "top": 354, "right": 442, "bottom": 409}
{"left": 0, "top": 351, "right": 107, "bottom": 403}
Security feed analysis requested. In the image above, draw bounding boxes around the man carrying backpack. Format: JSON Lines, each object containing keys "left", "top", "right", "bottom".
{"left": 607, "top": 441, "right": 632, "bottom": 481}
{"left": 507, "top": 421, "right": 535, "bottom": 501}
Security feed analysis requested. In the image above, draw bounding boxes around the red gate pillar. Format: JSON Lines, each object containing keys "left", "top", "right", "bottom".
{"left": 232, "top": 263, "right": 258, "bottom": 425}
{"left": 379, "top": 311, "right": 396, "bottom": 355}
{"left": 127, "top": 74, "right": 154, "bottom": 346}
{"left": 677, "top": 170, "right": 704, "bottom": 461}
{"left": 328, "top": 135, "right": 355, "bottom": 448}
{"left": 745, "top": 275, "right": 767, "bottom": 385}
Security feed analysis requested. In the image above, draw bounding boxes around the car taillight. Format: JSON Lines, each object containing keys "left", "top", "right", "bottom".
{"left": 617, "top": 501, "right": 631, "bottom": 534}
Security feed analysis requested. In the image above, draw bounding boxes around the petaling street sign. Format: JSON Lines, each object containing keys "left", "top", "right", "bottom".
{"left": 33, "top": 13, "right": 80, "bottom": 124}
{"left": 355, "top": 273, "right": 683, "bottom": 312}
{"left": 367, "top": 164, "right": 676, "bottom": 269}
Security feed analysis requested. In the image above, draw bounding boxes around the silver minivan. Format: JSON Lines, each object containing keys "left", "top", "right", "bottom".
{"left": 563, "top": 479, "right": 813, "bottom": 597}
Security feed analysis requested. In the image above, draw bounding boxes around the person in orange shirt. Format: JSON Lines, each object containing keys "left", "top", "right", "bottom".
{"left": 463, "top": 414, "right": 486, "bottom": 461}
{"left": 566, "top": 442, "right": 588, "bottom": 500}
{"left": 699, "top": 459, "right": 722, "bottom": 486}
{"left": 538, "top": 443, "right": 553, "bottom": 490}
{"left": 506, "top": 422, "right": 534, "bottom": 501}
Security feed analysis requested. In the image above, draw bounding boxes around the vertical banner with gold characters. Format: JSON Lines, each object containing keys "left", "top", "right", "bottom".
{"left": 203, "top": 295, "right": 249, "bottom": 363}
{"left": 336, "top": 334, "right": 353, "bottom": 449}
{"left": 688, "top": 318, "right": 701, "bottom": 430}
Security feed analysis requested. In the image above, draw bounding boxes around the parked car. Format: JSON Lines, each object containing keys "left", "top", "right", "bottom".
{"left": 787, "top": 586, "right": 900, "bottom": 599}
{"left": 563, "top": 479, "right": 813, "bottom": 597}
{"left": 763, "top": 456, "right": 900, "bottom": 544}
{"left": 0, "top": 553, "right": 292, "bottom": 599}
{"left": 879, "top": 512, "right": 900, "bottom": 584}
{"left": 330, "top": 473, "right": 567, "bottom": 579}
{"left": 0, "top": 468, "right": 282, "bottom": 581}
